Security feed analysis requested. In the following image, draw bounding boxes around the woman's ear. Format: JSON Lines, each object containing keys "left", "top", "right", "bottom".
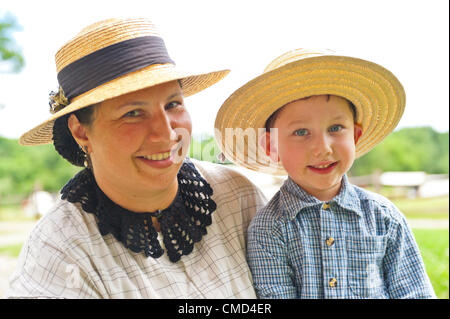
{"left": 259, "top": 131, "right": 280, "bottom": 163}
{"left": 67, "top": 114, "right": 90, "bottom": 148}
{"left": 354, "top": 123, "right": 363, "bottom": 144}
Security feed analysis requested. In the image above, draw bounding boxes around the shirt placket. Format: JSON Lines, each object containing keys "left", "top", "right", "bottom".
{"left": 320, "top": 202, "right": 344, "bottom": 298}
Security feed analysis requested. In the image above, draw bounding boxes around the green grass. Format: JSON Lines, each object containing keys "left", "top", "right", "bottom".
{"left": 0, "top": 205, "right": 36, "bottom": 222}
{"left": 413, "top": 229, "right": 449, "bottom": 299}
{"left": 0, "top": 243, "right": 23, "bottom": 258}
{"left": 393, "top": 196, "right": 449, "bottom": 219}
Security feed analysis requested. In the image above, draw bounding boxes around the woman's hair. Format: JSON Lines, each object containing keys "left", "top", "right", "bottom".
{"left": 52, "top": 104, "right": 98, "bottom": 167}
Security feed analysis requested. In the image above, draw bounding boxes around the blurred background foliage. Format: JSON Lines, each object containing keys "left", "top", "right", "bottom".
{"left": 351, "top": 126, "right": 449, "bottom": 176}
{"left": 0, "top": 126, "right": 448, "bottom": 201}
{"left": 0, "top": 138, "right": 80, "bottom": 200}
{"left": 0, "top": 12, "right": 24, "bottom": 73}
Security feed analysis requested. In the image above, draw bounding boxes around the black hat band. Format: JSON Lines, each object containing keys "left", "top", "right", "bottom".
{"left": 57, "top": 36, "right": 174, "bottom": 100}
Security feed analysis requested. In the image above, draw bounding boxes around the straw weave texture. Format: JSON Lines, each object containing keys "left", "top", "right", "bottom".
{"left": 20, "top": 18, "right": 229, "bottom": 146}
{"left": 214, "top": 49, "right": 405, "bottom": 175}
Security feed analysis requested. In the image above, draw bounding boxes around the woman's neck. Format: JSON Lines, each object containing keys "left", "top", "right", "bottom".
{"left": 94, "top": 175, "right": 179, "bottom": 214}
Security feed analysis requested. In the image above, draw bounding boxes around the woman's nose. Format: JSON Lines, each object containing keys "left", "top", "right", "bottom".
{"left": 146, "top": 108, "right": 177, "bottom": 142}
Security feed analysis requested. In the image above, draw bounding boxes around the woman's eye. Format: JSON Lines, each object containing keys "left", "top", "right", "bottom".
{"left": 166, "top": 101, "right": 182, "bottom": 110}
{"left": 329, "top": 124, "right": 343, "bottom": 132}
{"left": 294, "top": 129, "right": 308, "bottom": 136}
{"left": 124, "top": 110, "right": 142, "bottom": 117}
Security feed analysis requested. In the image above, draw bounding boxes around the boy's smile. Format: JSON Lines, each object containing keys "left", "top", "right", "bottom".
{"left": 307, "top": 161, "right": 339, "bottom": 174}
{"left": 271, "top": 95, "right": 362, "bottom": 201}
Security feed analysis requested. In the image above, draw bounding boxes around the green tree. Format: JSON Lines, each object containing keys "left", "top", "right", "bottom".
{"left": 189, "top": 134, "right": 224, "bottom": 163}
{"left": 0, "top": 12, "right": 24, "bottom": 73}
{"left": 351, "top": 127, "right": 449, "bottom": 176}
{"left": 0, "top": 136, "right": 80, "bottom": 199}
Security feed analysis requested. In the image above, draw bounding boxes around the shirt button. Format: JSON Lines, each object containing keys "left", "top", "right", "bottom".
{"left": 322, "top": 203, "right": 330, "bottom": 210}
{"left": 329, "top": 278, "right": 338, "bottom": 288}
{"left": 326, "top": 237, "right": 335, "bottom": 247}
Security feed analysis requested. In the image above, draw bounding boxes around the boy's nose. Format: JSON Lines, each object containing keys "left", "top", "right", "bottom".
{"left": 312, "top": 134, "right": 332, "bottom": 158}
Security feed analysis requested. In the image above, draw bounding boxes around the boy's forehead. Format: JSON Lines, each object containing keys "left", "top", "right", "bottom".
{"left": 277, "top": 95, "right": 353, "bottom": 120}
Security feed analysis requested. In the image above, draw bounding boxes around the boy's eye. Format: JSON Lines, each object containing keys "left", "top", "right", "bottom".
{"left": 294, "top": 129, "right": 308, "bottom": 136}
{"left": 329, "top": 124, "right": 343, "bottom": 132}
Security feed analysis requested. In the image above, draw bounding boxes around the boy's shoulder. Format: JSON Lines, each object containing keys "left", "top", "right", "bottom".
{"left": 249, "top": 190, "right": 285, "bottom": 230}
{"left": 349, "top": 183, "right": 405, "bottom": 223}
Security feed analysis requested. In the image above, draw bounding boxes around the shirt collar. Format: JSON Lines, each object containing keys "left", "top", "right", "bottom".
{"left": 60, "top": 158, "right": 217, "bottom": 263}
{"left": 279, "top": 174, "right": 363, "bottom": 220}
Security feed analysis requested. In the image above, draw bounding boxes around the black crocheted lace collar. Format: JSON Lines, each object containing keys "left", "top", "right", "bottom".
{"left": 60, "top": 159, "right": 216, "bottom": 263}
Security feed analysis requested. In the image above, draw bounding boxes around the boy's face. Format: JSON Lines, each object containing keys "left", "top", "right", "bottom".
{"left": 270, "top": 95, "right": 362, "bottom": 201}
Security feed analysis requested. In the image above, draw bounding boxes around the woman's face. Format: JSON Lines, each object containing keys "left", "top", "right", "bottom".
{"left": 83, "top": 81, "right": 192, "bottom": 198}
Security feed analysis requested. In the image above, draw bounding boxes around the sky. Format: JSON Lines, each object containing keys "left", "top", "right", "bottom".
{"left": 0, "top": 0, "right": 448, "bottom": 140}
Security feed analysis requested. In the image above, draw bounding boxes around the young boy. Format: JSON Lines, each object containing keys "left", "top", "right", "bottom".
{"left": 214, "top": 49, "right": 436, "bottom": 299}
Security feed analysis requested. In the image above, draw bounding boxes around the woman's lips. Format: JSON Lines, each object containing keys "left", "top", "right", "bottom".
{"left": 136, "top": 143, "right": 183, "bottom": 169}
{"left": 307, "top": 161, "right": 338, "bottom": 174}
{"left": 137, "top": 154, "right": 173, "bottom": 169}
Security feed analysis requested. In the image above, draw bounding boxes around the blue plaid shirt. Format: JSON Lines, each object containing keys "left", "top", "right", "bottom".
{"left": 247, "top": 175, "right": 436, "bottom": 299}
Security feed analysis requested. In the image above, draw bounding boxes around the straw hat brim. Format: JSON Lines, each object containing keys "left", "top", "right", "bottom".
{"left": 20, "top": 64, "right": 229, "bottom": 145}
{"left": 214, "top": 55, "right": 405, "bottom": 175}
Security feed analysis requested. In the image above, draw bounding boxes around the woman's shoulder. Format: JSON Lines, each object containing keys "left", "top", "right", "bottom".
{"left": 27, "top": 197, "right": 97, "bottom": 249}
{"left": 191, "top": 158, "right": 256, "bottom": 186}
{"left": 190, "top": 158, "right": 267, "bottom": 207}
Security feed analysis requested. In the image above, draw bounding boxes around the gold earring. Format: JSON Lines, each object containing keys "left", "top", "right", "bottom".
{"left": 82, "top": 146, "right": 89, "bottom": 168}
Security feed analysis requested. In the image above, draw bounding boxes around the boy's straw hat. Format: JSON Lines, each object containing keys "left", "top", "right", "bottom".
{"left": 20, "top": 17, "right": 229, "bottom": 146}
{"left": 214, "top": 48, "right": 405, "bottom": 175}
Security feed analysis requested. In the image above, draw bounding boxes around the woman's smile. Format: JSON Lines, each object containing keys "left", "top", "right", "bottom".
{"left": 137, "top": 153, "right": 174, "bottom": 169}
{"left": 136, "top": 141, "right": 184, "bottom": 168}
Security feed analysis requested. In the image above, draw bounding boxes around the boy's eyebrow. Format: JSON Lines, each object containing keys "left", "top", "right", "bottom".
{"left": 286, "top": 119, "right": 307, "bottom": 127}
{"left": 285, "top": 114, "right": 351, "bottom": 127}
{"left": 331, "top": 114, "right": 348, "bottom": 121}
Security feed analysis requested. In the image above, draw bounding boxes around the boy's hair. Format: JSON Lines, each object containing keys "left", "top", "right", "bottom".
{"left": 264, "top": 95, "right": 357, "bottom": 131}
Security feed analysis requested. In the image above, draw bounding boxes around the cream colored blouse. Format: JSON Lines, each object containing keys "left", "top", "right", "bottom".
{"left": 6, "top": 160, "right": 267, "bottom": 299}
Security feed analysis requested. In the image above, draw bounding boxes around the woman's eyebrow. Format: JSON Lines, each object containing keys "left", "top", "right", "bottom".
{"left": 167, "top": 92, "right": 183, "bottom": 101}
{"left": 117, "top": 92, "right": 183, "bottom": 109}
{"left": 117, "top": 101, "right": 148, "bottom": 110}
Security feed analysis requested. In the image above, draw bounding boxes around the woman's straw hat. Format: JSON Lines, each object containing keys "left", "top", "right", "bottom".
{"left": 214, "top": 48, "right": 406, "bottom": 175}
{"left": 20, "top": 17, "right": 229, "bottom": 146}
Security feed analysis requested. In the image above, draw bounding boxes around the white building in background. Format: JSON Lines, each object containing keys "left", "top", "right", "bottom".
{"left": 419, "top": 178, "right": 450, "bottom": 198}
{"left": 379, "top": 172, "right": 449, "bottom": 198}
{"left": 23, "top": 190, "right": 55, "bottom": 219}
{"left": 230, "top": 166, "right": 449, "bottom": 200}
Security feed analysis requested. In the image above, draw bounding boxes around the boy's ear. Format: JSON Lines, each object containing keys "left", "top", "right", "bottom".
{"left": 259, "top": 132, "right": 280, "bottom": 163}
{"left": 354, "top": 123, "right": 363, "bottom": 144}
{"left": 67, "top": 114, "right": 90, "bottom": 149}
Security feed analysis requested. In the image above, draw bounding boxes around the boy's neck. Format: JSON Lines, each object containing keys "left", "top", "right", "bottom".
{"left": 291, "top": 176, "right": 344, "bottom": 202}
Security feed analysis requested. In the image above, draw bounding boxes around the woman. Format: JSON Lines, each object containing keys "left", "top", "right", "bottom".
{"left": 6, "top": 18, "right": 266, "bottom": 298}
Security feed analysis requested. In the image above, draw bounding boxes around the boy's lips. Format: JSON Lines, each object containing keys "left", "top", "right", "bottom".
{"left": 307, "top": 161, "right": 338, "bottom": 174}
